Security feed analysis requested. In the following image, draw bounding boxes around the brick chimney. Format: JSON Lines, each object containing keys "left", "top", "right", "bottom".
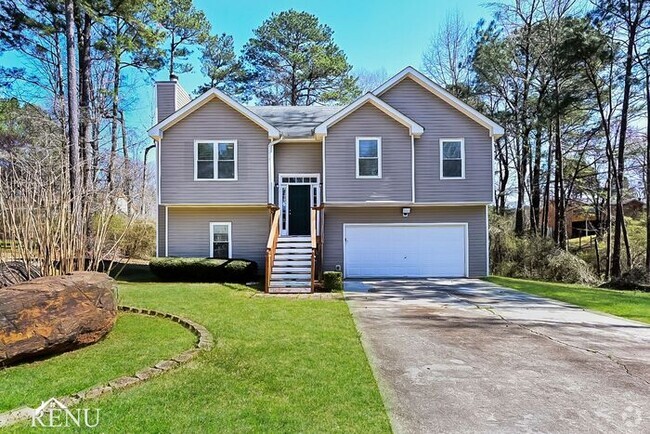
{"left": 155, "top": 74, "right": 191, "bottom": 122}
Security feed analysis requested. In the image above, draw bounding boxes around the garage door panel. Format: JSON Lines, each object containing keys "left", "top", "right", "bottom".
{"left": 344, "top": 224, "right": 466, "bottom": 278}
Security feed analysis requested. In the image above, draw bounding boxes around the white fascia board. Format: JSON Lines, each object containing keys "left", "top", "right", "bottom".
{"left": 163, "top": 203, "right": 269, "bottom": 207}
{"left": 324, "top": 201, "right": 491, "bottom": 207}
{"left": 374, "top": 67, "right": 505, "bottom": 138}
{"left": 148, "top": 88, "right": 281, "bottom": 140}
{"left": 314, "top": 93, "right": 424, "bottom": 138}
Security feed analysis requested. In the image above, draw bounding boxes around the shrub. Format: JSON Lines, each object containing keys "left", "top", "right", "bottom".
{"left": 99, "top": 215, "right": 156, "bottom": 259}
{"left": 120, "top": 220, "right": 156, "bottom": 259}
{"left": 606, "top": 266, "right": 650, "bottom": 291}
{"left": 149, "top": 257, "right": 258, "bottom": 283}
{"left": 545, "top": 249, "right": 599, "bottom": 285}
{"left": 490, "top": 211, "right": 598, "bottom": 285}
{"left": 323, "top": 271, "right": 343, "bottom": 292}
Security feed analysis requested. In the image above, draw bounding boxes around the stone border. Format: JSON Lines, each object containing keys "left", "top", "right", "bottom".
{"left": 249, "top": 292, "right": 344, "bottom": 300}
{"left": 0, "top": 306, "right": 213, "bottom": 428}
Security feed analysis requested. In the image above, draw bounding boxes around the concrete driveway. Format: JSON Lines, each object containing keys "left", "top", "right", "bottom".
{"left": 345, "top": 279, "right": 650, "bottom": 434}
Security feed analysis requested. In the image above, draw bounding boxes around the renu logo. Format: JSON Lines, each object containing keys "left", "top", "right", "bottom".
{"left": 31, "top": 398, "right": 100, "bottom": 428}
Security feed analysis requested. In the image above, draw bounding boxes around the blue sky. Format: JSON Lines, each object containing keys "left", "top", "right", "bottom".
{"left": 180, "top": 0, "right": 492, "bottom": 92}
{"left": 3, "top": 0, "right": 495, "bottom": 146}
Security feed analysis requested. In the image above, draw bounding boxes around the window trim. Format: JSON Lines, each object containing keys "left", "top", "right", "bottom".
{"left": 194, "top": 140, "right": 238, "bottom": 181}
{"left": 355, "top": 137, "right": 382, "bottom": 179}
{"left": 209, "top": 221, "right": 232, "bottom": 258}
{"left": 439, "top": 138, "right": 465, "bottom": 180}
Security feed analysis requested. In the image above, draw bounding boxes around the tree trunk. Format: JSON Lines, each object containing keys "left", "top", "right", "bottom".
{"left": 78, "top": 13, "right": 93, "bottom": 194}
{"left": 542, "top": 133, "right": 553, "bottom": 238}
{"left": 64, "top": 0, "right": 82, "bottom": 274}
{"left": 645, "top": 65, "right": 650, "bottom": 271}
{"left": 53, "top": 29, "right": 66, "bottom": 135}
{"left": 515, "top": 132, "right": 529, "bottom": 235}
{"left": 169, "top": 33, "right": 175, "bottom": 78}
{"left": 605, "top": 167, "right": 612, "bottom": 279}
{"left": 107, "top": 50, "right": 120, "bottom": 195}
{"left": 65, "top": 0, "right": 80, "bottom": 198}
{"left": 290, "top": 68, "right": 297, "bottom": 105}
{"left": 622, "top": 212, "right": 632, "bottom": 269}
{"left": 530, "top": 127, "right": 543, "bottom": 234}
{"left": 554, "top": 114, "right": 566, "bottom": 250}
{"left": 120, "top": 110, "right": 131, "bottom": 215}
{"left": 496, "top": 137, "right": 509, "bottom": 215}
{"left": 612, "top": 12, "right": 639, "bottom": 278}
{"left": 594, "top": 237, "right": 601, "bottom": 277}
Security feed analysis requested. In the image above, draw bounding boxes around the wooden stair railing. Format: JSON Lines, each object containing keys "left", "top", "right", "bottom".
{"left": 310, "top": 208, "right": 317, "bottom": 292}
{"left": 265, "top": 210, "right": 280, "bottom": 293}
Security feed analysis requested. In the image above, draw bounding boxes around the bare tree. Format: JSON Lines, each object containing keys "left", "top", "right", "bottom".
{"left": 354, "top": 68, "right": 389, "bottom": 93}
{"left": 595, "top": 0, "right": 650, "bottom": 277}
{"left": 422, "top": 9, "right": 472, "bottom": 96}
{"left": 634, "top": 40, "right": 650, "bottom": 270}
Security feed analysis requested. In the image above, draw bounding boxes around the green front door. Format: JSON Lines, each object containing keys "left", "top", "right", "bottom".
{"left": 288, "top": 185, "right": 310, "bottom": 236}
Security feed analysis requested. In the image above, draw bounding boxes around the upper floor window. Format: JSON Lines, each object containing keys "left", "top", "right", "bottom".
{"left": 195, "top": 140, "right": 237, "bottom": 181}
{"left": 356, "top": 137, "right": 382, "bottom": 179}
{"left": 440, "top": 139, "right": 465, "bottom": 179}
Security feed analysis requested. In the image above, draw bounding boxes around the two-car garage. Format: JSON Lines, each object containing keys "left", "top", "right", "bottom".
{"left": 343, "top": 223, "right": 468, "bottom": 278}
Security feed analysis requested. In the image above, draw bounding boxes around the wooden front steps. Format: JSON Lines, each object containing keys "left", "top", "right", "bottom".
{"left": 268, "top": 236, "right": 312, "bottom": 293}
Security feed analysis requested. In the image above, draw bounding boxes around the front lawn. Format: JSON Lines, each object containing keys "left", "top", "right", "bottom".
{"left": 1, "top": 313, "right": 195, "bottom": 412}
{"left": 5, "top": 272, "right": 390, "bottom": 433}
{"left": 486, "top": 276, "right": 650, "bottom": 324}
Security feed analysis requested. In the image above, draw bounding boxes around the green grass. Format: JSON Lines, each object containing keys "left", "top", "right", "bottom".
{"left": 486, "top": 276, "right": 650, "bottom": 324}
{"left": 0, "top": 313, "right": 195, "bottom": 412}
{"left": 567, "top": 235, "right": 595, "bottom": 250}
{"left": 5, "top": 268, "right": 389, "bottom": 433}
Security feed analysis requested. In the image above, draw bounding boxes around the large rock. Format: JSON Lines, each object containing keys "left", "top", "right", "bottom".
{"left": 0, "top": 272, "right": 117, "bottom": 366}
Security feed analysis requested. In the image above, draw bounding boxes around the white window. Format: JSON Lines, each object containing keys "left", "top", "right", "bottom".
{"left": 356, "top": 137, "right": 382, "bottom": 178}
{"left": 440, "top": 139, "right": 465, "bottom": 179}
{"left": 209, "top": 222, "right": 232, "bottom": 258}
{"left": 194, "top": 140, "right": 237, "bottom": 180}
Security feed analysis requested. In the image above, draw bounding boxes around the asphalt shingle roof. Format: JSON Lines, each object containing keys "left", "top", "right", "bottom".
{"left": 247, "top": 105, "right": 342, "bottom": 138}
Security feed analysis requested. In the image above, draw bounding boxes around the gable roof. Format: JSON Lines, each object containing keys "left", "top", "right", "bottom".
{"left": 148, "top": 66, "right": 503, "bottom": 141}
{"left": 314, "top": 93, "right": 424, "bottom": 138}
{"left": 374, "top": 66, "right": 504, "bottom": 138}
{"left": 148, "top": 88, "right": 281, "bottom": 140}
{"left": 248, "top": 105, "right": 341, "bottom": 138}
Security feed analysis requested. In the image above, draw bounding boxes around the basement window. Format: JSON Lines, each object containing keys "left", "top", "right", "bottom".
{"left": 210, "top": 222, "right": 232, "bottom": 258}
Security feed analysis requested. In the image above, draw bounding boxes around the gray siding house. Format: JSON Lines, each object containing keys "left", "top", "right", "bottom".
{"left": 149, "top": 67, "right": 503, "bottom": 293}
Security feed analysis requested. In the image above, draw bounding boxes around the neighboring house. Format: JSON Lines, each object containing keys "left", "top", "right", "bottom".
{"left": 546, "top": 199, "right": 601, "bottom": 239}
{"left": 148, "top": 67, "right": 504, "bottom": 293}
{"left": 546, "top": 197, "right": 645, "bottom": 239}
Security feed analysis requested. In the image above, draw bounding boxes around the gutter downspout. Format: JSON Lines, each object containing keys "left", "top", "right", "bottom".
{"left": 268, "top": 136, "right": 283, "bottom": 205}
{"left": 321, "top": 135, "right": 326, "bottom": 203}
{"left": 153, "top": 139, "right": 159, "bottom": 257}
{"left": 411, "top": 134, "right": 416, "bottom": 203}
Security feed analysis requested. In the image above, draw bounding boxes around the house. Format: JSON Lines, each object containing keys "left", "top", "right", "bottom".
{"left": 546, "top": 197, "right": 645, "bottom": 239}
{"left": 546, "top": 199, "right": 601, "bottom": 239}
{"left": 148, "top": 67, "right": 504, "bottom": 293}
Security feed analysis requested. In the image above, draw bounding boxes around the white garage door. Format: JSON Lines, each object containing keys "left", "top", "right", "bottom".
{"left": 344, "top": 224, "right": 467, "bottom": 278}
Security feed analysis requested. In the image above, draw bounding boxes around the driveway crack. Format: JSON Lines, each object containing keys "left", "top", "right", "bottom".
{"left": 450, "top": 292, "right": 650, "bottom": 387}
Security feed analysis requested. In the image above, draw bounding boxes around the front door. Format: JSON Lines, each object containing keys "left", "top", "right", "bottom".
{"left": 288, "top": 185, "right": 310, "bottom": 236}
